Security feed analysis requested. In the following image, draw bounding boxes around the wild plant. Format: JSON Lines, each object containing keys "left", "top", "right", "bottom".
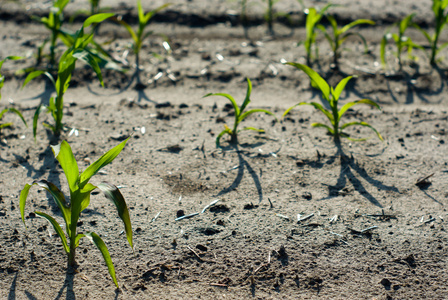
{"left": 23, "top": 14, "right": 112, "bottom": 138}
{"left": 114, "top": 0, "right": 170, "bottom": 86}
{"left": 317, "top": 15, "right": 375, "bottom": 70}
{"left": 20, "top": 138, "right": 133, "bottom": 287}
{"left": 0, "top": 56, "right": 27, "bottom": 134}
{"left": 283, "top": 63, "right": 383, "bottom": 142}
{"left": 204, "top": 78, "right": 277, "bottom": 147}
{"left": 414, "top": 0, "right": 448, "bottom": 66}
{"left": 380, "top": 13, "right": 419, "bottom": 71}
{"left": 301, "top": 3, "right": 333, "bottom": 66}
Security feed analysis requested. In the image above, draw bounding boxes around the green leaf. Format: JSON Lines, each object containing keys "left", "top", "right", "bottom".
{"left": 84, "top": 232, "right": 118, "bottom": 287}
{"left": 22, "top": 71, "right": 48, "bottom": 89}
{"left": 35, "top": 211, "right": 69, "bottom": 254}
{"left": 239, "top": 108, "right": 277, "bottom": 123}
{"left": 339, "top": 99, "right": 381, "bottom": 118}
{"left": 311, "top": 122, "right": 334, "bottom": 135}
{"left": 33, "top": 104, "right": 45, "bottom": 140}
{"left": 216, "top": 128, "right": 232, "bottom": 148}
{"left": 19, "top": 183, "right": 32, "bottom": 227}
{"left": 51, "top": 141, "right": 80, "bottom": 193}
{"left": 284, "top": 102, "right": 334, "bottom": 124}
{"left": 34, "top": 180, "right": 71, "bottom": 231}
{"left": 115, "top": 19, "right": 138, "bottom": 44}
{"left": 79, "top": 138, "right": 130, "bottom": 188}
{"left": 239, "top": 78, "right": 252, "bottom": 114}
{"left": 0, "top": 108, "right": 27, "bottom": 128}
{"left": 340, "top": 121, "right": 383, "bottom": 141}
{"left": 83, "top": 13, "right": 115, "bottom": 28}
{"left": 333, "top": 76, "right": 353, "bottom": 101}
{"left": 240, "top": 126, "right": 264, "bottom": 132}
{"left": 340, "top": 19, "right": 375, "bottom": 34}
{"left": 204, "top": 93, "right": 240, "bottom": 117}
{"left": 97, "top": 183, "right": 133, "bottom": 251}
{"left": 79, "top": 183, "right": 97, "bottom": 213}
{"left": 73, "top": 50, "right": 104, "bottom": 87}
{"left": 286, "top": 62, "right": 330, "bottom": 101}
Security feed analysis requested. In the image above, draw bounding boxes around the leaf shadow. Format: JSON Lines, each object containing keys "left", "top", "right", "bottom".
{"left": 216, "top": 143, "right": 263, "bottom": 202}
{"left": 7, "top": 271, "right": 18, "bottom": 300}
{"left": 54, "top": 267, "right": 75, "bottom": 300}
{"left": 318, "top": 139, "right": 399, "bottom": 207}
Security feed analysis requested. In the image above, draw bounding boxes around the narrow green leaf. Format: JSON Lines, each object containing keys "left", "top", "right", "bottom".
{"left": 84, "top": 232, "right": 118, "bottom": 287}
{"left": 115, "top": 19, "right": 138, "bottom": 44}
{"left": 73, "top": 50, "right": 104, "bottom": 86}
{"left": 79, "top": 138, "right": 130, "bottom": 188}
{"left": 83, "top": 13, "right": 115, "bottom": 28}
{"left": 340, "top": 19, "right": 375, "bottom": 34}
{"left": 239, "top": 109, "right": 277, "bottom": 123}
{"left": 22, "top": 71, "right": 47, "bottom": 89}
{"left": 33, "top": 104, "right": 45, "bottom": 140}
{"left": 240, "top": 78, "right": 252, "bottom": 113}
{"left": 51, "top": 141, "right": 80, "bottom": 193}
{"left": 339, "top": 99, "right": 381, "bottom": 118}
{"left": 380, "top": 35, "right": 388, "bottom": 67}
{"left": 216, "top": 128, "right": 230, "bottom": 148}
{"left": 340, "top": 121, "right": 383, "bottom": 141}
{"left": 203, "top": 93, "right": 240, "bottom": 117}
{"left": 34, "top": 180, "right": 71, "bottom": 229}
{"left": 3, "top": 108, "right": 27, "bottom": 127}
{"left": 333, "top": 76, "right": 353, "bottom": 101}
{"left": 19, "top": 184, "right": 32, "bottom": 227}
{"left": 79, "top": 183, "right": 97, "bottom": 213}
{"left": 240, "top": 126, "right": 264, "bottom": 132}
{"left": 286, "top": 62, "right": 331, "bottom": 101}
{"left": 97, "top": 183, "right": 133, "bottom": 250}
{"left": 35, "top": 211, "right": 69, "bottom": 254}
{"left": 311, "top": 122, "right": 334, "bottom": 134}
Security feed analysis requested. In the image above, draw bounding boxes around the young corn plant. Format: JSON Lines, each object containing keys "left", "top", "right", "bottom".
{"left": 34, "top": 0, "right": 70, "bottom": 68}
{"left": 414, "top": 0, "right": 448, "bottom": 66}
{"left": 301, "top": 4, "right": 333, "bottom": 66}
{"left": 380, "top": 13, "right": 420, "bottom": 71}
{"left": 23, "top": 14, "right": 113, "bottom": 138}
{"left": 20, "top": 138, "right": 133, "bottom": 287}
{"left": 283, "top": 63, "right": 383, "bottom": 142}
{"left": 204, "top": 78, "right": 277, "bottom": 147}
{"left": 317, "top": 15, "right": 375, "bottom": 70}
{"left": 114, "top": 1, "right": 170, "bottom": 86}
{"left": 0, "top": 56, "right": 27, "bottom": 135}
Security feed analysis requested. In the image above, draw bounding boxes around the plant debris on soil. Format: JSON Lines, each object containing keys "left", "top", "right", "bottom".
{"left": 1, "top": 0, "right": 448, "bottom": 299}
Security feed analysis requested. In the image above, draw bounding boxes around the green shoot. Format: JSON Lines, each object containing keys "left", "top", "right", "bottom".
{"left": 23, "top": 14, "right": 112, "bottom": 138}
{"left": 34, "top": 0, "right": 70, "bottom": 68}
{"left": 414, "top": 0, "right": 448, "bottom": 66}
{"left": 0, "top": 56, "right": 27, "bottom": 135}
{"left": 380, "top": 13, "right": 420, "bottom": 71}
{"left": 204, "top": 78, "right": 277, "bottom": 147}
{"left": 283, "top": 63, "right": 383, "bottom": 142}
{"left": 317, "top": 15, "right": 375, "bottom": 70}
{"left": 114, "top": 1, "right": 170, "bottom": 86}
{"left": 20, "top": 138, "right": 133, "bottom": 288}
{"left": 301, "top": 4, "right": 333, "bottom": 66}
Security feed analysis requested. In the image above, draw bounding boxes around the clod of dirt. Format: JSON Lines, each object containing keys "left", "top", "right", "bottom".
{"left": 302, "top": 192, "right": 312, "bottom": 200}
{"left": 196, "top": 244, "right": 208, "bottom": 252}
{"left": 216, "top": 219, "right": 225, "bottom": 226}
{"left": 155, "top": 101, "right": 172, "bottom": 108}
{"left": 209, "top": 204, "right": 230, "bottom": 213}
{"left": 176, "top": 210, "right": 185, "bottom": 218}
{"left": 415, "top": 173, "right": 434, "bottom": 190}
{"left": 109, "top": 134, "right": 129, "bottom": 142}
{"left": 199, "top": 227, "right": 221, "bottom": 236}
{"left": 380, "top": 278, "right": 392, "bottom": 290}
{"left": 403, "top": 254, "right": 417, "bottom": 268}
{"left": 157, "top": 144, "right": 184, "bottom": 154}
{"left": 243, "top": 203, "right": 257, "bottom": 210}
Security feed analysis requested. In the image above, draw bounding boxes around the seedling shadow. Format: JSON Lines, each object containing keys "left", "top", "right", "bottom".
{"left": 7, "top": 272, "right": 18, "bottom": 300}
{"left": 385, "top": 67, "right": 445, "bottom": 104}
{"left": 216, "top": 144, "right": 263, "bottom": 202}
{"left": 319, "top": 140, "right": 399, "bottom": 207}
{"left": 54, "top": 267, "right": 75, "bottom": 300}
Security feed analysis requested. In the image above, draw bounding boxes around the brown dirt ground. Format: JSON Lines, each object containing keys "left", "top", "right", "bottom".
{"left": 1, "top": 1, "right": 448, "bottom": 299}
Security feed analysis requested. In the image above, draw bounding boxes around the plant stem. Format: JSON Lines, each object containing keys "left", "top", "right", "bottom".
{"left": 68, "top": 244, "right": 76, "bottom": 267}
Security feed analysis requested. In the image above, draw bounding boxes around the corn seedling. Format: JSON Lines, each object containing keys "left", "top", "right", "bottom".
{"left": 0, "top": 56, "right": 27, "bottom": 134}
{"left": 317, "top": 15, "right": 375, "bottom": 70}
{"left": 301, "top": 4, "right": 333, "bottom": 66}
{"left": 283, "top": 63, "right": 383, "bottom": 142}
{"left": 380, "top": 13, "right": 420, "bottom": 71}
{"left": 414, "top": 0, "right": 448, "bottom": 66}
{"left": 23, "top": 14, "right": 112, "bottom": 138}
{"left": 114, "top": 1, "right": 170, "bottom": 86}
{"left": 34, "top": 0, "right": 70, "bottom": 68}
{"left": 20, "top": 138, "right": 133, "bottom": 287}
{"left": 204, "top": 78, "right": 277, "bottom": 147}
